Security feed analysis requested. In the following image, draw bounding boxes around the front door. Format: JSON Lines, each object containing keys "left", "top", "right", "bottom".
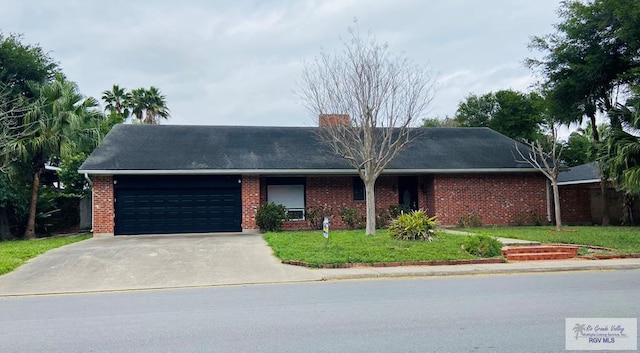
{"left": 398, "top": 176, "right": 419, "bottom": 210}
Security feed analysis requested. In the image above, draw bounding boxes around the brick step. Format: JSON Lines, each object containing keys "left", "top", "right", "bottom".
{"left": 501, "top": 245, "right": 578, "bottom": 257}
{"left": 506, "top": 252, "right": 576, "bottom": 261}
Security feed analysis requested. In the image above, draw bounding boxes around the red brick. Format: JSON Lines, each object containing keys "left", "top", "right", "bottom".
{"left": 242, "top": 175, "right": 260, "bottom": 230}
{"left": 92, "top": 175, "right": 114, "bottom": 235}
{"left": 432, "top": 173, "right": 547, "bottom": 226}
{"left": 558, "top": 184, "right": 592, "bottom": 224}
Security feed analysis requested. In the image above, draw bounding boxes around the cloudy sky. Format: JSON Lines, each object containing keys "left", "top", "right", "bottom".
{"left": 2, "top": 0, "right": 562, "bottom": 127}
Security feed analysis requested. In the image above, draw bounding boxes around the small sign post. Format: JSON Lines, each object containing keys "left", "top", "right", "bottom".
{"left": 322, "top": 216, "right": 329, "bottom": 248}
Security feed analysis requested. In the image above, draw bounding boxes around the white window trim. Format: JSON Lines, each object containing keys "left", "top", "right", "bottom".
{"left": 267, "top": 184, "right": 305, "bottom": 220}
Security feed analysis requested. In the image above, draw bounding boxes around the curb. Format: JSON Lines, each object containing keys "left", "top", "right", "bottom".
{"left": 317, "top": 262, "right": 640, "bottom": 281}
{"left": 577, "top": 253, "right": 640, "bottom": 260}
{"left": 283, "top": 253, "right": 640, "bottom": 269}
{"left": 282, "top": 258, "right": 505, "bottom": 269}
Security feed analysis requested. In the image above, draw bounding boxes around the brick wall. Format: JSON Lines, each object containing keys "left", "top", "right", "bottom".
{"left": 423, "top": 175, "right": 436, "bottom": 215}
{"left": 273, "top": 174, "right": 542, "bottom": 230}
{"left": 302, "top": 176, "right": 400, "bottom": 229}
{"left": 272, "top": 175, "right": 435, "bottom": 230}
{"left": 241, "top": 175, "right": 260, "bottom": 230}
{"left": 92, "top": 175, "right": 114, "bottom": 236}
{"left": 559, "top": 184, "right": 592, "bottom": 224}
{"left": 432, "top": 173, "right": 547, "bottom": 226}
{"left": 93, "top": 173, "right": 549, "bottom": 234}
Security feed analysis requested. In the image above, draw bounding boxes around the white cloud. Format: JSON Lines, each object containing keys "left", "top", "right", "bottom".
{"left": 1, "top": 0, "right": 562, "bottom": 127}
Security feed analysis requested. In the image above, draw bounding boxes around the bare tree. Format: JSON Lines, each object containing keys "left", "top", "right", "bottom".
{"left": 299, "top": 25, "right": 436, "bottom": 235}
{"left": 514, "top": 125, "right": 564, "bottom": 232}
{"left": 0, "top": 85, "right": 32, "bottom": 174}
{"left": 1, "top": 85, "right": 33, "bottom": 241}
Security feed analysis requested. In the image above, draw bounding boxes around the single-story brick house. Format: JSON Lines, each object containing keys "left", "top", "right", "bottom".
{"left": 558, "top": 162, "right": 640, "bottom": 225}
{"left": 79, "top": 123, "right": 550, "bottom": 236}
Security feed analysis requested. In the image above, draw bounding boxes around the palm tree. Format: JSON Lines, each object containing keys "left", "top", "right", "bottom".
{"left": 129, "top": 88, "right": 146, "bottom": 123}
{"left": 6, "top": 74, "right": 103, "bottom": 239}
{"left": 123, "top": 87, "right": 170, "bottom": 125}
{"left": 602, "top": 104, "right": 640, "bottom": 193}
{"left": 101, "top": 84, "right": 131, "bottom": 121}
{"left": 600, "top": 103, "right": 640, "bottom": 225}
{"left": 141, "top": 86, "right": 170, "bottom": 124}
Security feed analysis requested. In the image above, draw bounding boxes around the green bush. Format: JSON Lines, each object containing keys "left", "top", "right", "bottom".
{"left": 389, "top": 204, "right": 412, "bottom": 218}
{"left": 39, "top": 192, "right": 81, "bottom": 234}
{"left": 511, "top": 210, "right": 545, "bottom": 226}
{"left": 255, "top": 203, "right": 287, "bottom": 232}
{"left": 388, "top": 209, "right": 437, "bottom": 241}
{"left": 339, "top": 207, "right": 363, "bottom": 229}
{"left": 58, "top": 153, "right": 91, "bottom": 196}
{"left": 457, "top": 211, "right": 482, "bottom": 228}
{"left": 463, "top": 235, "right": 502, "bottom": 257}
{"left": 306, "top": 205, "right": 332, "bottom": 230}
{"left": 375, "top": 208, "right": 391, "bottom": 229}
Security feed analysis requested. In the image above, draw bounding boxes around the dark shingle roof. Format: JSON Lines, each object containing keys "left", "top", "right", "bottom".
{"left": 558, "top": 162, "right": 600, "bottom": 184}
{"left": 79, "top": 125, "right": 536, "bottom": 174}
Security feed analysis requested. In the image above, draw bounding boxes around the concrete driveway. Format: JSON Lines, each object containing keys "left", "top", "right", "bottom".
{"left": 0, "top": 233, "right": 323, "bottom": 296}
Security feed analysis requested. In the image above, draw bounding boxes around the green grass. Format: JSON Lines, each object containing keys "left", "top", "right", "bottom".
{"left": 264, "top": 229, "right": 478, "bottom": 267}
{"left": 463, "top": 226, "right": 640, "bottom": 253}
{"left": 0, "top": 234, "right": 92, "bottom": 275}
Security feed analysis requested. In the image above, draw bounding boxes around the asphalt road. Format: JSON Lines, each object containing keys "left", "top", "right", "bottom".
{"left": 2, "top": 270, "right": 639, "bottom": 353}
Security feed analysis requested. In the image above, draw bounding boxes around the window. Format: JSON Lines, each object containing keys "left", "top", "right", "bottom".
{"left": 353, "top": 177, "right": 365, "bottom": 201}
{"left": 267, "top": 178, "right": 305, "bottom": 220}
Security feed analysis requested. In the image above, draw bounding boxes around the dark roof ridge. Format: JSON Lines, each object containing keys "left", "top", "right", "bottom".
{"left": 80, "top": 124, "right": 537, "bottom": 173}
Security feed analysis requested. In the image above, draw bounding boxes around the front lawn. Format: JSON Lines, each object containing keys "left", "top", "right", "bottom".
{"left": 464, "top": 226, "right": 640, "bottom": 253}
{"left": 264, "top": 229, "right": 478, "bottom": 267}
{"left": 0, "top": 234, "right": 92, "bottom": 275}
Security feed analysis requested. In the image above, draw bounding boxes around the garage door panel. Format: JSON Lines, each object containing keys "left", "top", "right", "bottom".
{"left": 114, "top": 176, "right": 242, "bottom": 235}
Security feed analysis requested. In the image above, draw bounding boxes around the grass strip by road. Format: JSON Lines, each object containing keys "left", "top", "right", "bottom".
{"left": 0, "top": 234, "right": 92, "bottom": 275}
{"left": 464, "top": 226, "right": 640, "bottom": 253}
{"left": 264, "top": 229, "right": 479, "bottom": 267}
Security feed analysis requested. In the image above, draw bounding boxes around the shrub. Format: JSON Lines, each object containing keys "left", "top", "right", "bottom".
{"left": 255, "top": 203, "right": 287, "bottom": 232}
{"left": 389, "top": 204, "right": 412, "bottom": 218}
{"left": 339, "top": 207, "right": 364, "bottom": 229}
{"left": 457, "top": 211, "right": 482, "bottom": 228}
{"left": 44, "top": 193, "right": 81, "bottom": 234}
{"left": 388, "top": 209, "right": 437, "bottom": 241}
{"left": 511, "top": 210, "right": 545, "bottom": 226}
{"left": 58, "top": 153, "right": 91, "bottom": 196}
{"left": 375, "top": 208, "right": 391, "bottom": 229}
{"left": 305, "top": 205, "right": 332, "bottom": 230}
{"left": 463, "top": 235, "right": 502, "bottom": 257}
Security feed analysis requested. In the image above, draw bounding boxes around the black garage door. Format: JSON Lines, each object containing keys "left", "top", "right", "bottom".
{"left": 114, "top": 175, "right": 242, "bottom": 235}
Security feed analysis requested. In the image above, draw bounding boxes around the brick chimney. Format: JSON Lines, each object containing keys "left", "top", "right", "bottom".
{"left": 319, "top": 114, "right": 350, "bottom": 127}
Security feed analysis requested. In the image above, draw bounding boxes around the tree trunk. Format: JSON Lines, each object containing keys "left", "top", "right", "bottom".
{"left": 586, "top": 115, "right": 608, "bottom": 226}
{"left": 24, "top": 169, "right": 42, "bottom": 240}
{"left": 364, "top": 178, "right": 376, "bottom": 236}
{"left": 551, "top": 180, "right": 562, "bottom": 232}
{"left": 587, "top": 111, "right": 599, "bottom": 143}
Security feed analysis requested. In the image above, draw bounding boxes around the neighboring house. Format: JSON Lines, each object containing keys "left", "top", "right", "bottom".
{"left": 79, "top": 120, "right": 549, "bottom": 236}
{"left": 558, "top": 162, "right": 600, "bottom": 225}
{"left": 558, "top": 162, "right": 639, "bottom": 225}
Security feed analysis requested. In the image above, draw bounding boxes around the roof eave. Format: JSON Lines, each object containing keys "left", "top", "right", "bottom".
{"left": 557, "top": 178, "right": 601, "bottom": 186}
{"left": 78, "top": 168, "right": 540, "bottom": 176}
